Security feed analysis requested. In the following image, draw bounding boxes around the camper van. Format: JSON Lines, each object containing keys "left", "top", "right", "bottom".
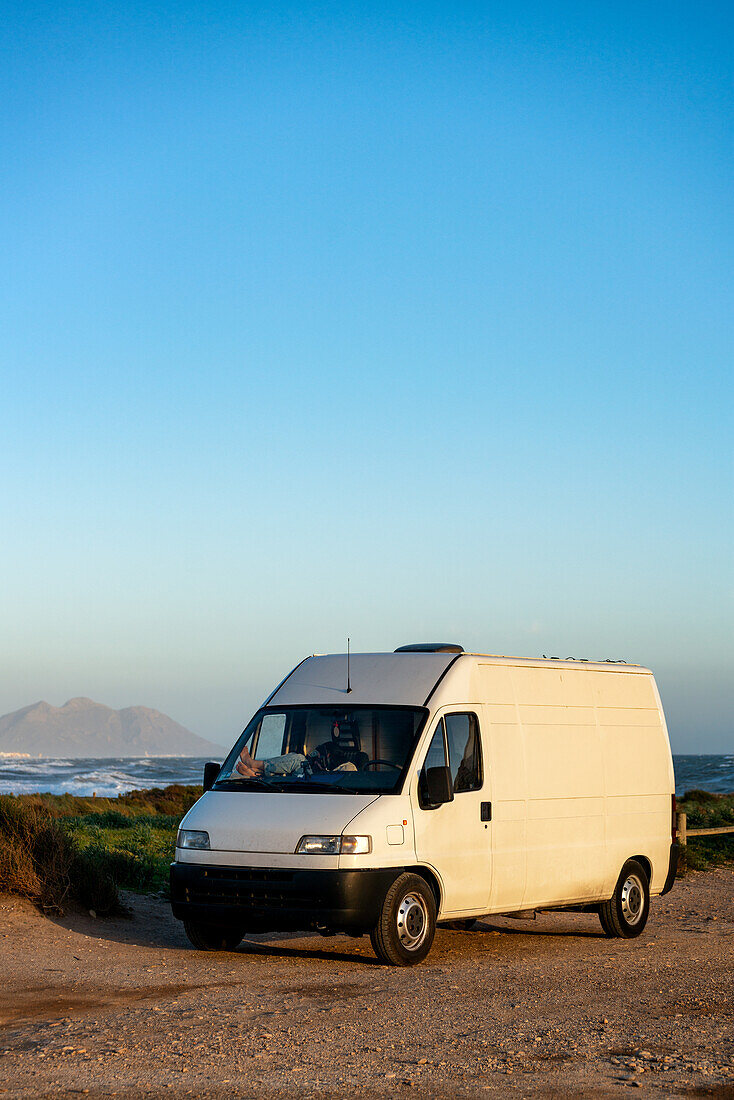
{"left": 170, "top": 645, "right": 678, "bottom": 965}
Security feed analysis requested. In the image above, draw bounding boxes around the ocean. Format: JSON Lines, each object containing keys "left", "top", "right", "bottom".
{"left": 0, "top": 755, "right": 216, "bottom": 798}
{"left": 0, "top": 752, "right": 732, "bottom": 799}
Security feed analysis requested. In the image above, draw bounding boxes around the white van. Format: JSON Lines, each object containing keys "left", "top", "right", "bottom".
{"left": 171, "top": 645, "right": 678, "bottom": 965}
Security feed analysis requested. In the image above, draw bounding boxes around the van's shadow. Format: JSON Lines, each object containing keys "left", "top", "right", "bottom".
{"left": 49, "top": 895, "right": 382, "bottom": 961}
{"left": 233, "top": 940, "right": 384, "bottom": 965}
{"left": 472, "top": 919, "right": 603, "bottom": 939}
{"left": 50, "top": 897, "right": 190, "bottom": 951}
{"left": 50, "top": 897, "right": 604, "bottom": 961}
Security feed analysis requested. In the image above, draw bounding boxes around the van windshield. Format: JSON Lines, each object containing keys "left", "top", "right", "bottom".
{"left": 214, "top": 706, "right": 427, "bottom": 794}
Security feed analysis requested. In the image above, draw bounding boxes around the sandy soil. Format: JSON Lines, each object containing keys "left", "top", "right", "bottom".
{"left": 0, "top": 868, "right": 732, "bottom": 1098}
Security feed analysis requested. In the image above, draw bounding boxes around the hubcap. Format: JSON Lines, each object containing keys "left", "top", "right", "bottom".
{"left": 396, "top": 892, "right": 428, "bottom": 950}
{"left": 620, "top": 873, "right": 644, "bottom": 925}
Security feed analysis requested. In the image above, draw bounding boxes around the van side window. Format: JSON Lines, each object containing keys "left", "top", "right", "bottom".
{"left": 445, "top": 713, "right": 482, "bottom": 792}
{"left": 418, "top": 719, "right": 448, "bottom": 807}
{"left": 254, "top": 713, "right": 286, "bottom": 759}
{"left": 422, "top": 719, "right": 448, "bottom": 771}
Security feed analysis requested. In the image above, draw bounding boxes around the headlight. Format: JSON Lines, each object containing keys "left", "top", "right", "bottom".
{"left": 177, "top": 829, "right": 210, "bottom": 850}
{"left": 295, "top": 835, "right": 372, "bottom": 855}
{"left": 296, "top": 835, "right": 340, "bottom": 855}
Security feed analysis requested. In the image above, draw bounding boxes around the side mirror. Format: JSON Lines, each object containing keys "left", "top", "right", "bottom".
{"left": 203, "top": 762, "right": 221, "bottom": 792}
{"left": 424, "top": 765, "right": 454, "bottom": 807}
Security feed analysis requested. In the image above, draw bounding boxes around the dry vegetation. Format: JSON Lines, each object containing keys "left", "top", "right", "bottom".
{"left": 0, "top": 798, "right": 75, "bottom": 909}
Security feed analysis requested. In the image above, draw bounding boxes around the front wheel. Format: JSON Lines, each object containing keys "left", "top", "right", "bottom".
{"left": 370, "top": 873, "right": 436, "bottom": 966}
{"left": 599, "top": 860, "right": 650, "bottom": 938}
{"left": 183, "top": 920, "right": 244, "bottom": 951}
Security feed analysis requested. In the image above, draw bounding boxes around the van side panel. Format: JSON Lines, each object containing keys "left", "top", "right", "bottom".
{"left": 513, "top": 667, "right": 607, "bottom": 907}
{"left": 595, "top": 671, "right": 673, "bottom": 895}
{"left": 475, "top": 662, "right": 674, "bottom": 911}
{"left": 479, "top": 667, "right": 527, "bottom": 911}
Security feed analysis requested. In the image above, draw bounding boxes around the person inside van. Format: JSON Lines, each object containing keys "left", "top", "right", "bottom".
{"left": 233, "top": 718, "right": 369, "bottom": 779}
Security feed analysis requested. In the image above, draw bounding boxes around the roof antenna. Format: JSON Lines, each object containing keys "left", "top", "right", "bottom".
{"left": 347, "top": 637, "right": 352, "bottom": 694}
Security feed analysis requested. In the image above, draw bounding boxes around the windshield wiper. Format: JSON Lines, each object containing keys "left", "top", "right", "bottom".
{"left": 281, "top": 779, "right": 365, "bottom": 793}
{"left": 213, "top": 777, "right": 288, "bottom": 792}
{"left": 213, "top": 776, "right": 377, "bottom": 794}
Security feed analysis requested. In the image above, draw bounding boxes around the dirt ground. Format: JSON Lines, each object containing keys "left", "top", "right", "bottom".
{"left": 0, "top": 867, "right": 732, "bottom": 1099}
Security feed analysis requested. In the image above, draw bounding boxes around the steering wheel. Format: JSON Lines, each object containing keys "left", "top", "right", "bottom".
{"left": 362, "top": 760, "right": 402, "bottom": 772}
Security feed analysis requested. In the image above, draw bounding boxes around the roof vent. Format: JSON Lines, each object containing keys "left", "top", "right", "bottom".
{"left": 394, "top": 642, "right": 464, "bottom": 654}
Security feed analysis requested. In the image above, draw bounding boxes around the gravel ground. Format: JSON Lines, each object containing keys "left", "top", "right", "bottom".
{"left": 0, "top": 867, "right": 732, "bottom": 1098}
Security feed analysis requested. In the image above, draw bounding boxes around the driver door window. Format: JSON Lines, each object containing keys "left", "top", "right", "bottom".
{"left": 418, "top": 719, "right": 448, "bottom": 807}
{"left": 424, "top": 719, "right": 448, "bottom": 767}
{"left": 419, "top": 714, "right": 482, "bottom": 797}
{"left": 445, "top": 713, "right": 482, "bottom": 792}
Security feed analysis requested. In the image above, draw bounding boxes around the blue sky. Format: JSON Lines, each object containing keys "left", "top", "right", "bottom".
{"left": 1, "top": 2, "right": 732, "bottom": 752}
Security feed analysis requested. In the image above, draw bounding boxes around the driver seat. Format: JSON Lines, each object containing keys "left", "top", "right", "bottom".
{"left": 334, "top": 717, "right": 361, "bottom": 752}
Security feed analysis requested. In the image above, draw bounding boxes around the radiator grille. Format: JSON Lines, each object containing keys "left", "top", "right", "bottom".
{"left": 182, "top": 867, "right": 327, "bottom": 910}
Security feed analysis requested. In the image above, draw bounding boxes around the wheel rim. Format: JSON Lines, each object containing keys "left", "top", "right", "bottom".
{"left": 620, "top": 873, "right": 645, "bottom": 925}
{"left": 396, "top": 892, "right": 429, "bottom": 950}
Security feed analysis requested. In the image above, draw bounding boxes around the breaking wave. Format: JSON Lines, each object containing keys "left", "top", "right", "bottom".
{"left": 0, "top": 756, "right": 223, "bottom": 797}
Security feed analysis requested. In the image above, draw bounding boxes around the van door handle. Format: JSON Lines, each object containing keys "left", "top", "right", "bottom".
{"left": 481, "top": 801, "right": 492, "bottom": 822}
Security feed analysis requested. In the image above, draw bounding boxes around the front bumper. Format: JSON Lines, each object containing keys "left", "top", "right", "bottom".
{"left": 170, "top": 862, "right": 403, "bottom": 933}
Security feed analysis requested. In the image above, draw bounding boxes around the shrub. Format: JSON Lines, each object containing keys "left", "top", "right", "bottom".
{"left": 116, "top": 784, "right": 202, "bottom": 816}
{"left": 86, "top": 810, "right": 131, "bottom": 829}
{"left": 0, "top": 796, "right": 75, "bottom": 909}
{"left": 682, "top": 788, "right": 720, "bottom": 803}
{"left": 683, "top": 836, "right": 734, "bottom": 871}
{"left": 78, "top": 843, "right": 165, "bottom": 896}
{"left": 71, "top": 845, "right": 121, "bottom": 914}
{"left": 681, "top": 792, "right": 734, "bottom": 829}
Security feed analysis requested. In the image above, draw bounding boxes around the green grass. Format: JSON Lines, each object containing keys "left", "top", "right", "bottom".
{"left": 678, "top": 790, "right": 734, "bottom": 871}
{"left": 63, "top": 819, "right": 178, "bottom": 896}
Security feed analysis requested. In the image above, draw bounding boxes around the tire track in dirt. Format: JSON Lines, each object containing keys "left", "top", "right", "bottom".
{"left": 0, "top": 979, "right": 246, "bottom": 1027}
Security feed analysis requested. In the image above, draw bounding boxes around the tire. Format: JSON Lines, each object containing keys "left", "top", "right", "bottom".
{"left": 183, "top": 920, "right": 244, "bottom": 951}
{"left": 598, "top": 860, "right": 650, "bottom": 938}
{"left": 370, "top": 873, "right": 437, "bottom": 966}
{"left": 442, "top": 919, "right": 477, "bottom": 931}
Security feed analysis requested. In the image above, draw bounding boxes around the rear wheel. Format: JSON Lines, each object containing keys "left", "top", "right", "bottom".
{"left": 370, "top": 873, "right": 436, "bottom": 966}
{"left": 599, "top": 860, "right": 650, "bottom": 938}
{"left": 183, "top": 920, "right": 244, "bottom": 951}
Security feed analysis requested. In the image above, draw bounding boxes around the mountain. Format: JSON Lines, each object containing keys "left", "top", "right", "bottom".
{"left": 0, "top": 698, "right": 224, "bottom": 757}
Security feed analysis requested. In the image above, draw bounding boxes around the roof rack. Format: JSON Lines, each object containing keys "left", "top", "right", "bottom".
{"left": 542, "top": 655, "right": 628, "bottom": 664}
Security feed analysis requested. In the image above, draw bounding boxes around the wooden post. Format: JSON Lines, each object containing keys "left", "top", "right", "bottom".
{"left": 676, "top": 811, "right": 687, "bottom": 874}
{"left": 678, "top": 811, "right": 687, "bottom": 847}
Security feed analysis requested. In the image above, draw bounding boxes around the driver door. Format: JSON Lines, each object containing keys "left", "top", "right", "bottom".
{"left": 412, "top": 710, "right": 492, "bottom": 914}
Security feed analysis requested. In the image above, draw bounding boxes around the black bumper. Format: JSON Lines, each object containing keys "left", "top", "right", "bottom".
{"left": 660, "top": 841, "right": 680, "bottom": 896}
{"left": 170, "top": 862, "right": 403, "bottom": 933}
